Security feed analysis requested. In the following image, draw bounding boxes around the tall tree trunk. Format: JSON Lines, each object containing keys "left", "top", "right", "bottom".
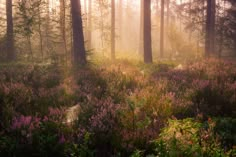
{"left": 205, "top": 0, "right": 216, "bottom": 57}
{"left": 218, "top": 0, "right": 226, "bottom": 58}
{"left": 84, "top": 0, "right": 88, "bottom": 46}
{"left": 6, "top": 0, "right": 15, "bottom": 61}
{"left": 46, "top": 0, "right": 50, "bottom": 55}
{"left": 37, "top": 5, "right": 43, "bottom": 60}
{"left": 71, "top": 0, "right": 87, "bottom": 64}
{"left": 87, "top": 0, "right": 92, "bottom": 49}
{"left": 118, "top": 0, "right": 123, "bottom": 50}
{"left": 111, "top": 0, "right": 115, "bottom": 60}
{"left": 70, "top": 3, "right": 74, "bottom": 61}
{"left": 139, "top": 0, "right": 144, "bottom": 55}
{"left": 160, "top": 0, "right": 164, "bottom": 58}
{"left": 60, "top": 0, "right": 68, "bottom": 61}
{"left": 188, "top": 0, "right": 192, "bottom": 42}
{"left": 180, "top": 0, "right": 183, "bottom": 30}
{"left": 98, "top": 1, "right": 105, "bottom": 55}
{"left": 166, "top": 0, "right": 170, "bottom": 58}
{"left": 27, "top": 36, "right": 33, "bottom": 60}
{"left": 143, "top": 0, "right": 152, "bottom": 63}
{"left": 166, "top": 0, "right": 170, "bottom": 28}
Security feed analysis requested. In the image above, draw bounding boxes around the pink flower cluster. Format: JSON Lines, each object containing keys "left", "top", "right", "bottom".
{"left": 11, "top": 115, "right": 33, "bottom": 130}
{"left": 11, "top": 107, "right": 64, "bottom": 130}
{"left": 11, "top": 115, "right": 41, "bottom": 131}
{"left": 89, "top": 98, "right": 120, "bottom": 132}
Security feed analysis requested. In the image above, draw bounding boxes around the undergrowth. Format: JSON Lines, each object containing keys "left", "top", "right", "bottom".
{"left": 0, "top": 58, "right": 235, "bottom": 157}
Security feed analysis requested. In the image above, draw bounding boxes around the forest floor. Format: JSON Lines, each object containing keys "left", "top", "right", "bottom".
{"left": 0, "top": 57, "right": 235, "bottom": 157}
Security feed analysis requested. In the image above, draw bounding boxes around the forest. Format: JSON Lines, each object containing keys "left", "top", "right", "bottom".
{"left": 0, "top": 0, "right": 236, "bottom": 156}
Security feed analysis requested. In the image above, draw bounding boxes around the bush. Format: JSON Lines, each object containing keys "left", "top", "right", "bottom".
{"left": 149, "top": 118, "right": 235, "bottom": 157}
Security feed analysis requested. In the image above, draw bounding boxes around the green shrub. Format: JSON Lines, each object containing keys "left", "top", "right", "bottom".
{"left": 150, "top": 118, "right": 235, "bottom": 157}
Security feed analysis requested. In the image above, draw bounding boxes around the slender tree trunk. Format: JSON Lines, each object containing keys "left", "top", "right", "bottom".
{"left": 118, "top": 0, "right": 123, "bottom": 50}
{"left": 84, "top": 0, "right": 88, "bottom": 45}
{"left": 197, "top": 32, "right": 200, "bottom": 58}
{"left": 70, "top": 4, "right": 74, "bottom": 62}
{"left": 188, "top": 0, "right": 192, "bottom": 42}
{"left": 166, "top": 0, "right": 170, "bottom": 58}
{"left": 111, "top": 0, "right": 115, "bottom": 60}
{"left": 6, "top": 0, "right": 15, "bottom": 61}
{"left": 38, "top": 21, "right": 43, "bottom": 60}
{"left": 206, "top": 0, "right": 211, "bottom": 57}
{"left": 179, "top": 0, "right": 182, "bottom": 30}
{"left": 37, "top": 6, "right": 43, "bottom": 60}
{"left": 87, "top": 0, "right": 92, "bottom": 49}
{"left": 139, "top": 0, "right": 144, "bottom": 55}
{"left": 143, "top": 0, "right": 152, "bottom": 63}
{"left": 71, "top": 0, "right": 87, "bottom": 64}
{"left": 28, "top": 36, "right": 33, "bottom": 60}
{"left": 160, "top": 0, "right": 164, "bottom": 58}
{"left": 60, "top": 0, "right": 68, "bottom": 62}
{"left": 98, "top": 1, "right": 105, "bottom": 55}
{"left": 205, "top": 0, "right": 216, "bottom": 57}
{"left": 46, "top": 0, "right": 50, "bottom": 55}
{"left": 166, "top": 0, "right": 170, "bottom": 29}
{"left": 218, "top": 0, "right": 226, "bottom": 58}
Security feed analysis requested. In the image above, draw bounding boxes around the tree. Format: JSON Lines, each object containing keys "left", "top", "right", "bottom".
{"left": 84, "top": 0, "right": 87, "bottom": 45}
{"left": 6, "top": 0, "right": 15, "bottom": 61}
{"left": 139, "top": 0, "right": 144, "bottom": 55}
{"left": 118, "top": 0, "right": 123, "bottom": 51}
{"left": 71, "top": 0, "right": 87, "bottom": 64}
{"left": 188, "top": 0, "right": 192, "bottom": 41}
{"left": 225, "top": 0, "right": 236, "bottom": 51}
{"left": 16, "top": 0, "right": 39, "bottom": 59}
{"left": 205, "top": 0, "right": 216, "bottom": 57}
{"left": 96, "top": 0, "right": 109, "bottom": 54}
{"left": 87, "top": 0, "right": 92, "bottom": 49}
{"left": 45, "top": 0, "right": 50, "bottom": 55}
{"left": 60, "top": 0, "right": 68, "bottom": 59}
{"left": 36, "top": 2, "right": 44, "bottom": 60}
{"left": 160, "top": 0, "right": 164, "bottom": 58}
{"left": 111, "top": 0, "right": 115, "bottom": 60}
{"left": 143, "top": 0, "right": 152, "bottom": 63}
{"left": 166, "top": 0, "right": 170, "bottom": 28}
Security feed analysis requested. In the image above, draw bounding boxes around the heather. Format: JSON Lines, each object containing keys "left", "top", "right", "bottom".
{"left": 0, "top": 59, "right": 235, "bottom": 157}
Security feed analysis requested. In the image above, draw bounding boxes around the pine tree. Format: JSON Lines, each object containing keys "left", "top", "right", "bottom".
{"left": 111, "top": 0, "right": 115, "bottom": 60}
{"left": 139, "top": 0, "right": 144, "bottom": 55}
{"left": 205, "top": 0, "right": 216, "bottom": 57}
{"left": 160, "top": 0, "right": 165, "bottom": 58}
{"left": 87, "top": 0, "right": 92, "bottom": 50}
{"left": 60, "top": 0, "right": 67, "bottom": 59}
{"left": 143, "top": 0, "right": 152, "bottom": 63}
{"left": 71, "top": 0, "right": 86, "bottom": 64}
{"left": 6, "top": 0, "right": 15, "bottom": 61}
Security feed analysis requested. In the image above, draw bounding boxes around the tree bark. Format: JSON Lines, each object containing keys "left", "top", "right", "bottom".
{"left": 139, "top": 0, "right": 144, "bottom": 55}
{"left": 205, "top": 0, "right": 216, "bottom": 57}
{"left": 143, "top": 0, "right": 152, "bottom": 63}
{"left": 46, "top": 0, "right": 50, "bottom": 55}
{"left": 84, "top": 0, "right": 88, "bottom": 45}
{"left": 166, "top": 0, "right": 170, "bottom": 29}
{"left": 6, "top": 0, "right": 15, "bottom": 61}
{"left": 118, "top": 0, "right": 123, "bottom": 50}
{"left": 87, "top": 0, "right": 92, "bottom": 49}
{"left": 71, "top": 0, "right": 87, "bottom": 64}
{"left": 160, "top": 0, "right": 164, "bottom": 58}
{"left": 37, "top": 5, "right": 43, "bottom": 60}
{"left": 60, "top": 0, "right": 68, "bottom": 61}
{"left": 111, "top": 0, "right": 115, "bottom": 60}
{"left": 188, "top": 0, "right": 192, "bottom": 42}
